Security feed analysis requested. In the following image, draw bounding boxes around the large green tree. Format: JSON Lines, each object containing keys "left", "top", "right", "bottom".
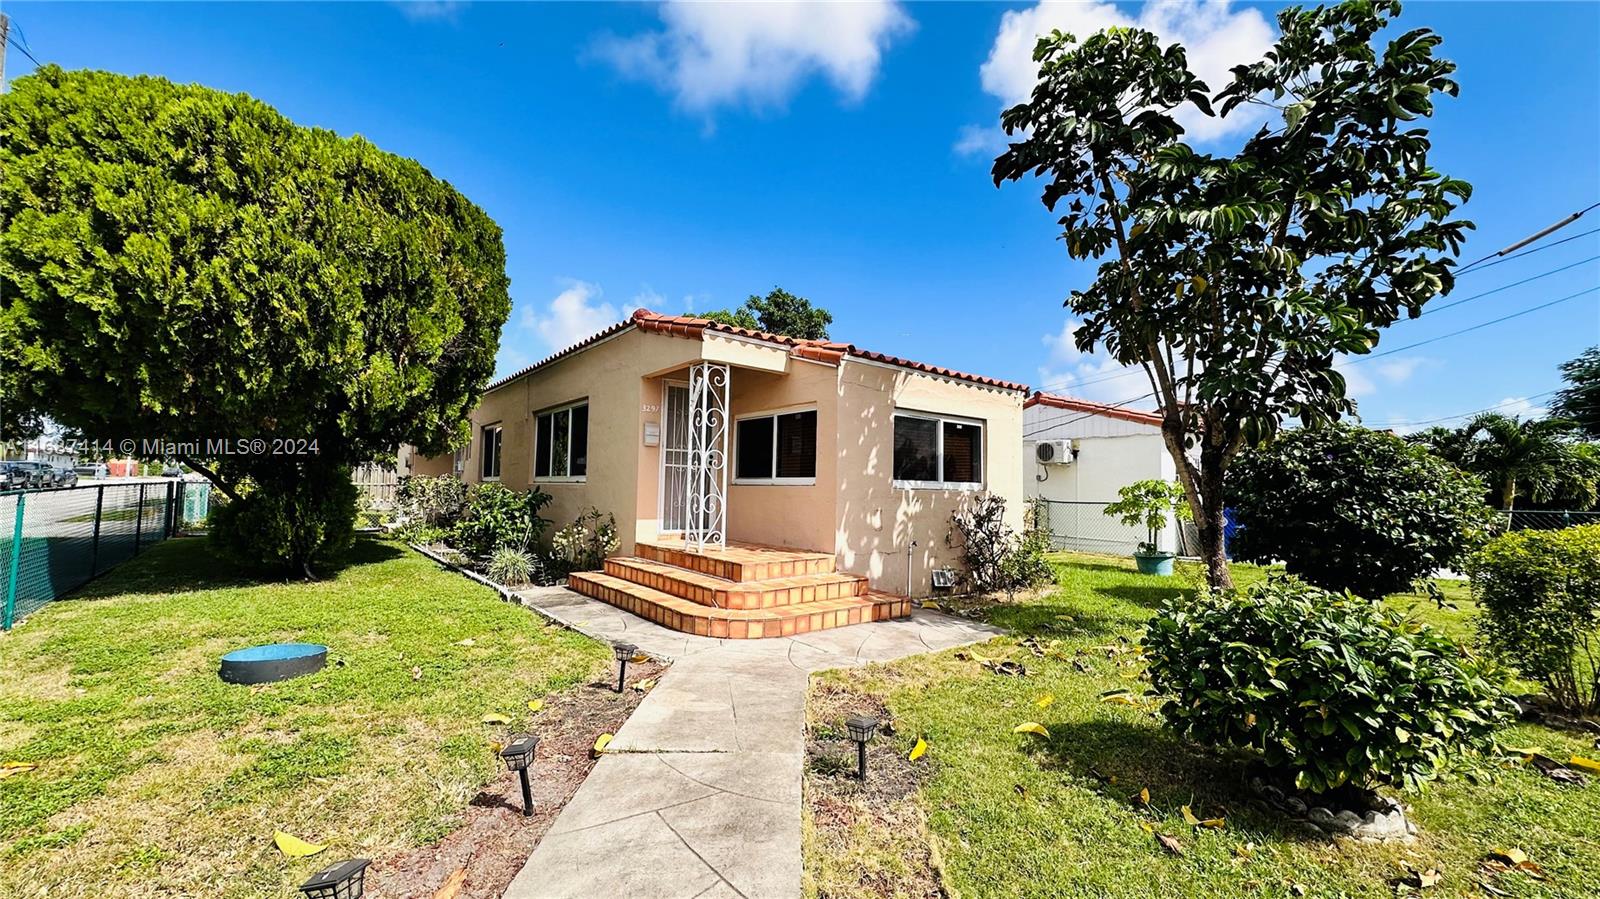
{"left": 1553, "top": 345, "right": 1600, "bottom": 440}
{"left": 0, "top": 67, "right": 510, "bottom": 573}
{"left": 993, "top": 0, "right": 1472, "bottom": 587}
{"left": 692, "top": 287, "right": 833, "bottom": 340}
{"left": 1412, "top": 413, "right": 1593, "bottom": 510}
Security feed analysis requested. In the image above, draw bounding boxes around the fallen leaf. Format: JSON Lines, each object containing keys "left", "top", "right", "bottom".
{"left": 272, "top": 830, "right": 327, "bottom": 858}
{"left": 922, "top": 600, "right": 942, "bottom": 611}
{"left": 1133, "top": 787, "right": 1150, "bottom": 807}
{"left": 1416, "top": 864, "right": 1444, "bottom": 889}
{"left": 633, "top": 678, "right": 657, "bottom": 692}
{"left": 433, "top": 867, "right": 467, "bottom": 899}
{"left": 1013, "top": 722, "right": 1049, "bottom": 737}
{"left": 527, "top": 700, "right": 544, "bottom": 713}
{"left": 1290, "top": 884, "right": 1308, "bottom": 897}
{"left": 1233, "top": 842, "right": 1255, "bottom": 859}
{"left": 489, "top": 739, "right": 505, "bottom": 753}
{"left": 1528, "top": 754, "right": 1587, "bottom": 785}
{"left": 1035, "top": 694, "right": 1055, "bottom": 710}
{"left": 1501, "top": 745, "right": 1542, "bottom": 757}
{"left": 1198, "top": 817, "right": 1225, "bottom": 829}
{"left": 1013, "top": 783, "right": 1028, "bottom": 799}
{"left": 0, "top": 762, "right": 38, "bottom": 779}
{"left": 984, "top": 659, "right": 1028, "bottom": 677}
{"left": 1155, "top": 833, "right": 1184, "bottom": 856}
{"left": 592, "top": 733, "right": 613, "bottom": 757}
{"left": 909, "top": 737, "right": 928, "bottom": 761}
{"left": 1138, "top": 821, "right": 1154, "bottom": 834}
{"left": 1490, "top": 849, "right": 1528, "bottom": 866}
{"left": 1182, "top": 805, "right": 1200, "bottom": 826}
{"left": 1568, "top": 755, "right": 1600, "bottom": 774}
{"left": 454, "top": 638, "right": 476, "bottom": 647}
{"left": 630, "top": 653, "right": 648, "bottom": 663}
{"left": 481, "top": 713, "right": 511, "bottom": 725}
{"left": 1099, "top": 690, "right": 1140, "bottom": 706}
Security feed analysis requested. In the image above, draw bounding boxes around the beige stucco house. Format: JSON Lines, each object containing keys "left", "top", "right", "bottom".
{"left": 410, "top": 310, "right": 1028, "bottom": 635}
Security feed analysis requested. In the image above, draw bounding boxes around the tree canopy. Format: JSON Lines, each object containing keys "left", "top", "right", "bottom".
{"left": 0, "top": 67, "right": 511, "bottom": 571}
{"left": 1410, "top": 413, "right": 1597, "bottom": 510}
{"left": 992, "top": 0, "right": 1472, "bottom": 587}
{"left": 692, "top": 287, "right": 833, "bottom": 340}
{"left": 1554, "top": 345, "right": 1600, "bottom": 441}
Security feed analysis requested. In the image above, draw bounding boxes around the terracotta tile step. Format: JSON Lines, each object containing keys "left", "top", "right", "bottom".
{"left": 602, "top": 557, "right": 867, "bottom": 609}
{"left": 568, "top": 571, "right": 911, "bottom": 639}
{"left": 635, "top": 541, "right": 835, "bottom": 582}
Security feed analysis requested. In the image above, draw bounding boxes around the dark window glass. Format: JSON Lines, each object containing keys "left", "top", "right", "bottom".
{"left": 775, "top": 411, "right": 817, "bottom": 479}
{"left": 736, "top": 417, "right": 775, "bottom": 480}
{"left": 551, "top": 408, "right": 570, "bottom": 476}
{"left": 942, "top": 421, "right": 982, "bottom": 484}
{"left": 535, "top": 415, "right": 552, "bottom": 478}
{"left": 570, "top": 404, "right": 588, "bottom": 477}
{"left": 481, "top": 426, "right": 502, "bottom": 479}
{"left": 892, "top": 416, "right": 938, "bottom": 482}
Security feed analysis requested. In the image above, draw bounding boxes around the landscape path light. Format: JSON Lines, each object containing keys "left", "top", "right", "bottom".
{"left": 612, "top": 642, "right": 637, "bottom": 693}
{"left": 500, "top": 733, "right": 540, "bottom": 817}
{"left": 296, "top": 858, "right": 371, "bottom": 899}
{"left": 846, "top": 714, "right": 880, "bottom": 781}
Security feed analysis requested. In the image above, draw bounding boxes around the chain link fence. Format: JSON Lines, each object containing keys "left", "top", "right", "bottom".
{"left": 1501, "top": 509, "right": 1600, "bottom": 532}
{"left": 1035, "top": 500, "right": 1155, "bottom": 556}
{"left": 352, "top": 464, "right": 399, "bottom": 530}
{"left": 0, "top": 480, "right": 211, "bottom": 629}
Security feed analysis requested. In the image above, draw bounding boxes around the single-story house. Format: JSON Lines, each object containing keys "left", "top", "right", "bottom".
{"left": 410, "top": 309, "right": 1027, "bottom": 637}
{"left": 1023, "top": 392, "right": 1186, "bottom": 555}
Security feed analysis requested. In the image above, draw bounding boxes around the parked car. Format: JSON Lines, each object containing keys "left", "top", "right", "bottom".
{"left": 75, "top": 462, "right": 110, "bottom": 479}
{"left": 161, "top": 462, "right": 184, "bottom": 477}
{"left": 0, "top": 464, "right": 27, "bottom": 491}
{"left": 54, "top": 466, "right": 79, "bottom": 488}
{"left": 8, "top": 461, "right": 56, "bottom": 488}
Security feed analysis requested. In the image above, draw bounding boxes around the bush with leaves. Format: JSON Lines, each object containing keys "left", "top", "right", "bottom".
{"left": 395, "top": 475, "right": 470, "bottom": 528}
{"left": 949, "top": 494, "right": 1054, "bottom": 595}
{"left": 1144, "top": 578, "right": 1509, "bottom": 793}
{"left": 547, "top": 508, "right": 620, "bottom": 578}
{"left": 487, "top": 547, "right": 541, "bottom": 588}
{"left": 210, "top": 470, "right": 359, "bottom": 574}
{"left": 1468, "top": 524, "right": 1600, "bottom": 713}
{"left": 1230, "top": 424, "right": 1498, "bottom": 598}
{"left": 1102, "top": 479, "right": 1190, "bottom": 555}
{"left": 448, "top": 484, "right": 552, "bottom": 559}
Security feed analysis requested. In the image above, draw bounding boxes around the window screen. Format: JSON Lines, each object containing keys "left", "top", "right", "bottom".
{"left": 892, "top": 416, "right": 939, "bottom": 482}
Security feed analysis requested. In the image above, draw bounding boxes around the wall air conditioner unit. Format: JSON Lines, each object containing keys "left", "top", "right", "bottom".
{"left": 1035, "top": 439, "right": 1076, "bottom": 465}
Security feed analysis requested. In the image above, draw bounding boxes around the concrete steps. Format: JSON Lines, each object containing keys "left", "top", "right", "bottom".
{"left": 567, "top": 541, "right": 910, "bottom": 639}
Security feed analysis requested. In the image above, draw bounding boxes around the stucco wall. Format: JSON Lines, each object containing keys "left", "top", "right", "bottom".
{"left": 724, "top": 358, "right": 840, "bottom": 553}
{"left": 1024, "top": 432, "right": 1176, "bottom": 554}
{"left": 834, "top": 359, "right": 1025, "bottom": 597}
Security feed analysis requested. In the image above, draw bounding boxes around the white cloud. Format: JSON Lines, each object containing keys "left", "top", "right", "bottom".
{"left": 593, "top": 0, "right": 913, "bottom": 115}
{"left": 1036, "top": 317, "right": 1147, "bottom": 404}
{"left": 953, "top": 124, "right": 1010, "bottom": 158}
{"left": 392, "top": 1, "right": 463, "bottom": 22}
{"left": 970, "top": 0, "right": 1275, "bottom": 146}
{"left": 1490, "top": 396, "right": 1549, "bottom": 420}
{"left": 520, "top": 280, "right": 629, "bottom": 354}
{"left": 1337, "top": 355, "right": 1431, "bottom": 399}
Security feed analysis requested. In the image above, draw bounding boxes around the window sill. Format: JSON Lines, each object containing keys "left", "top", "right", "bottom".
{"left": 482, "top": 476, "right": 502, "bottom": 483}
{"left": 893, "top": 480, "right": 985, "bottom": 492}
{"left": 536, "top": 476, "right": 587, "bottom": 485}
{"left": 732, "top": 478, "right": 817, "bottom": 487}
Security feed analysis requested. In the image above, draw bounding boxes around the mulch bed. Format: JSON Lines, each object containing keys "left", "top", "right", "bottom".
{"left": 366, "top": 657, "right": 669, "bottom": 899}
{"left": 804, "top": 681, "right": 948, "bottom": 899}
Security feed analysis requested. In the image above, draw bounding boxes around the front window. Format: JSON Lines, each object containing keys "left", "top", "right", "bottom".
{"left": 734, "top": 409, "right": 817, "bottom": 484}
{"left": 480, "top": 424, "right": 502, "bottom": 480}
{"left": 893, "top": 412, "right": 983, "bottom": 488}
{"left": 536, "top": 401, "right": 588, "bottom": 480}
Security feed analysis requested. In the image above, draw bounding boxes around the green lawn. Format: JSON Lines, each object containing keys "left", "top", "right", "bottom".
{"left": 0, "top": 537, "right": 607, "bottom": 897}
{"left": 807, "top": 554, "right": 1600, "bottom": 899}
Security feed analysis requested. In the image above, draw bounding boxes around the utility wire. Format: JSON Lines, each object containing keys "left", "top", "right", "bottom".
{"left": 1348, "top": 284, "right": 1600, "bottom": 364}
{"left": 1457, "top": 226, "right": 1600, "bottom": 277}
{"left": 1023, "top": 391, "right": 1158, "bottom": 439}
{"left": 1420, "top": 255, "right": 1598, "bottom": 316}
{"left": 1368, "top": 391, "right": 1560, "bottom": 428}
{"left": 1455, "top": 201, "right": 1600, "bottom": 275}
{"left": 5, "top": 31, "right": 41, "bottom": 69}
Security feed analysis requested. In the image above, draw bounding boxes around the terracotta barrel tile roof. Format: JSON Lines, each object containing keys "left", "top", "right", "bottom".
{"left": 1024, "top": 391, "right": 1164, "bottom": 426}
{"left": 486, "top": 308, "right": 1028, "bottom": 394}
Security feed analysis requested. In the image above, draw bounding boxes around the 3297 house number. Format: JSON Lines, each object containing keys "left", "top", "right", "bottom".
{"left": 640, "top": 403, "right": 659, "bottom": 413}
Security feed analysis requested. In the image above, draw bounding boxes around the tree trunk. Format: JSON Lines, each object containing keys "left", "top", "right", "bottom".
{"left": 1501, "top": 478, "right": 1517, "bottom": 511}
{"left": 1196, "top": 449, "right": 1234, "bottom": 590}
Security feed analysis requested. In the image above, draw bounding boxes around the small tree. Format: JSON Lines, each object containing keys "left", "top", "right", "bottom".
{"left": 692, "top": 287, "right": 833, "bottom": 340}
{"left": 1554, "top": 346, "right": 1600, "bottom": 441}
{"left": 1, "top": 68, "right": 510, "bottom": 574}
{"left": 1102, "top": 479, "right": 1189, "bottom": 555}
{"left": 1229, "top": 424, "right": 1497, "bottom": 598}
{"left": 1413, "top": 413, "right": 1590, "bottom": 510}
{"left": 993, "top": 0, "right": 1472, "bottom": 588}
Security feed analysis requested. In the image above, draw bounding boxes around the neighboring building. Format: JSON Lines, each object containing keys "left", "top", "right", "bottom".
{"left": 411, "top": 309, "right": 1028, "bottom": 607}
{"left": 1023, "top": 392, "right": 1181, "bottom": 555}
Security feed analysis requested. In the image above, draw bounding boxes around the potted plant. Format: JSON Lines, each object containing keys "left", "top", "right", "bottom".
{"left": 1102, "top": 479, "right": 1190, "bottom": 575}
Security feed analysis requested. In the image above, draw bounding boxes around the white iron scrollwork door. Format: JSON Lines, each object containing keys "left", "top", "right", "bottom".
{"left": 685, "top": 362, "right": 729, "bottom": 549}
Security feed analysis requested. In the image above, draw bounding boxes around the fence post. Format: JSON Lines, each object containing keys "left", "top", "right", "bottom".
{"left": 165, "top": 481, "right": 176, "bottom": 538}
{"left": 3, "top": 494, "right": 24, "bottom": 631}
{"left": 134, "top": 483, "right": 146, "bottom": 554}
{"left": 90, "top": 485, "right": 105, "bottom": 576}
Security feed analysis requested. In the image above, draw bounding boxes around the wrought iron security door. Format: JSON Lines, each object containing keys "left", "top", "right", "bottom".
{"left": 684, "top": 362, "right": 729, "bottom": 549}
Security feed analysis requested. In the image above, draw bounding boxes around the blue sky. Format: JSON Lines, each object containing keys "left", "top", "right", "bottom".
{"left": 6, "top": 1, "right": 1598, "bottom": 429}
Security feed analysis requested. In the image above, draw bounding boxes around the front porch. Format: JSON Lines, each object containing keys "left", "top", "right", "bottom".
{"left": 568, "top": 540, "right": 911, "bottom": 639}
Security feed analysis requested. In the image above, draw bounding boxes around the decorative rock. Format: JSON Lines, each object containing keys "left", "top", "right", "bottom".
{"left": 1307, "top": 806, "right": 1339, "bottom": 829}
{"left": 1334, "top": 810, "right": 1363, "bottom": 831}
{"left": 1284, "top": 797, "right": 1308, "bottom": 815}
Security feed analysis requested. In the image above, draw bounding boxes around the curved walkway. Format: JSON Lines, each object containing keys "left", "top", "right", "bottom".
{"left": 504, "top": 586, "right": 1001, "bottom": 899}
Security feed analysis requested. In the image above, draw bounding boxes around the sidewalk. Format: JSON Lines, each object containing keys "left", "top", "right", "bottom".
{"left": 504, "top": 586, "right": 1001, "bottom": 899}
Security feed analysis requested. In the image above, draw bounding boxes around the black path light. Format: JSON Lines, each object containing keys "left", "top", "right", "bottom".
{"left": 500, "top": 733, "right": 540, "bottom": 817}
{"left": 846, "top": 715, "right": 880, "bottom": 780}
{"left": 612, "top": 642, "right": 637, "bottom": 693}
{"left": 296, "top": 858, "right": 371, "bottom": 899}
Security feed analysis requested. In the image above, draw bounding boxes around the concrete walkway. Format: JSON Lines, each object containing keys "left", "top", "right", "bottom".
{"left": 503, "top": 586, "right": 1001, "bottom": 899}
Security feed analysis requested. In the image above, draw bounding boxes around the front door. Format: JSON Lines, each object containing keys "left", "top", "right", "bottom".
{"left": 661, "top": 383, "right": 691, "bottom": 533}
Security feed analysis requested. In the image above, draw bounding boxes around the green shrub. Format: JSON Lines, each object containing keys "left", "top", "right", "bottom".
{"left": 487, "top": 547, "right": 539, "bottom": 587}
{"left": 1102, "top": 479, "right": 1190, "bottom": 555}
{"left": 395, "top": 475, "right": 469, "bottom": 528}
{"left": 547, "top": 508, "right": 620, "bottom": 577}
{"left": 1229, "top": 424, "right": 1497, "bottom": 598}
{"left": 1468, "top": 524, "right": 1600, "bottom": 713}
{"left": 209, "top": 469, "right": 358, "bottom": 576}
{"left": 1143, "top": 578, "right": 1509, "bottom": 793}
{"left": 948, "top": 494, "right": 1053, "bottom": 594}
{"left": 448, "top": 484, "right": 551, "bottom": 558}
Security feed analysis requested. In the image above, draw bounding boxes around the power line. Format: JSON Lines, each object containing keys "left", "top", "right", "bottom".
{"left": 1457, "top": 226, "right": 1600, "bottom": 277}
{"left": 1349, "top": 284, "right": 1600, "bottom": 364}
{"left": 1368, "top": 391, "right": 1559, "bottom": 428}
{"left": 1023, "top": 391, "right": 1158, "bottom": 438}
{"left": 5, "top": 31, "right": 40, "bottom": 69}
{"left": 1455, "top": 201, "right": 1600, "bottom": 275}
{"left": 1420, "top": 255, "right": 1598, "bottom": 316}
